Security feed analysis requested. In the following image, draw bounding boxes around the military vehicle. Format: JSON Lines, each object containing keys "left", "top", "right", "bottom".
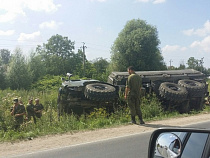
{"left": 57, "top": 73, "right": 119, "bottom": 117}
{"left": 107, "top": 69, "right": 209, "bottom": 113}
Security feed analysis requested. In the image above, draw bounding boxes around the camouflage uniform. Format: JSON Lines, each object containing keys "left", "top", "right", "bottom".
{"left": 126, "top": 72, "right": 144, "bottom": 124}
{"left": 10, "top": 104, "right": 26, "bottom": 129}
{"left": 34, "top": 103, "right": 44, "bottom": 118}
{"left": 26, "top": 102, "right": 36, "bottom": 123}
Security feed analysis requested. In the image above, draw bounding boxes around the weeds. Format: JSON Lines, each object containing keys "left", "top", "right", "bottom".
{"left": 0, "top": 89, "right": 207, "bottom": 142}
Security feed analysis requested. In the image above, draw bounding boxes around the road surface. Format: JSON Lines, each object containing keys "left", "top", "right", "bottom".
{"left": 11, "top": 120, "right": 210, "bottom": 158}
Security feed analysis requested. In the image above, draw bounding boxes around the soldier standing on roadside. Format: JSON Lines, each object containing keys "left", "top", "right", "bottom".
{"left": 10, "top": 98, "right": 26, "bottom": 130}
{"left": 26, "top": 98, "right": 36, "bottom": 124}
{"left": 34, "top": 98, "right": 44, "bottom": 119}
{"left": 124, "top": 66, "right": 145, "bottom": 125}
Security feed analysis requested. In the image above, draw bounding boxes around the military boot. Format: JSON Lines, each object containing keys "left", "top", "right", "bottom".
{"left": 131, "top": 116, "right": 137, "bottom": 124}
{"left": 138, "top": 115, "right": 145, "bottom": 125}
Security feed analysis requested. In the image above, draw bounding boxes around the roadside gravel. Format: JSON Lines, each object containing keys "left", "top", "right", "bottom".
{"left": 1, "top": 113, "right": 210, "bottom": 157}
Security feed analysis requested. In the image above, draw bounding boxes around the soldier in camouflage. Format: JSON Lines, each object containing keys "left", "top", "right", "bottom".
{"left": 10, "top": 98, "right": 26, "bottom": 130}
{"left": 26, "top": 98, "right": 36, "bottom": 124}
{"left": 124, "top": 66, "right": 145, "bottom": 125}
{"left": 34, "top": 98, "right": 44, "bottom": 118}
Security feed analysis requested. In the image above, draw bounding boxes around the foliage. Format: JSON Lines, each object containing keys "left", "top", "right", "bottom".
{"left": 0, "top": 64, "right": 7, "bottom": 89}
{"left": 186, "top": 57, "right": 210, "bottom": 75}
{"left": 7, "top": 48, "right": 32, "bottom": 90}
{"left": 0, "top": 49, "right": 11, "bottom": 89}
{"left": 31, "top": 75, "right": 61, "bottom": 91}
{"left": 0, "top": 49, "right": 11, "bottom": 65}
{"left": 141, "top": 94, "right": 164, "bottom": 120}
{"left": 36, "top": 34, "right": 79, "bottom": 76}
{"left": 110, "top": 19, "right": 167, "bottom": 72}
{"left": 91, "top": 57, "right": 110, "bottom": 82}
{"left": 28, "top": 52, "right": 46, "bottom": 83}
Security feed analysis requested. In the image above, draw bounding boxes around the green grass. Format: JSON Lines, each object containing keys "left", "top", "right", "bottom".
{"left": 0, "top": 89, "right": 209, "bottom": 142}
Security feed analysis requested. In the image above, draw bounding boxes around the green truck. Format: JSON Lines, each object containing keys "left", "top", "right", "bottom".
{"left": 57, "top": 73, "right": 119, "bottom": 117}
{"left": 107, "top": 69, "right": 209, "bottom": 113}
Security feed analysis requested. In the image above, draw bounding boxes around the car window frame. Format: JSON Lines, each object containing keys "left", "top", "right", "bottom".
{"left": 180, "top": 132, "right": 209, "bottom": 158}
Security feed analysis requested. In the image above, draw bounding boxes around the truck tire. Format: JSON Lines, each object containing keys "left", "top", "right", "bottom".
{"left": 178, "top": 79, "right": 205, "bottom": 97}
{"left": 84, "top": 83, "right": 117, "bottom": 101}
{"left": 159, "top": 82, "right": 188, "bottom": 101}
{"left": 177, "top": 100, "right": 190, "bottom": 113}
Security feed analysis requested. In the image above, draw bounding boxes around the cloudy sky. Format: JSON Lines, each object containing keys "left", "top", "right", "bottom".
{"left": 0, "top": 0, "right": 210, "bottom": 68}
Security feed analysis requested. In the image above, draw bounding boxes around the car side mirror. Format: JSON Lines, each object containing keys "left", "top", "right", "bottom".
{"left": 156, "top": 133, "right": 182, "bottom": 158}
{"left": 148, "top": 128, "right": 210, "bottom": 158}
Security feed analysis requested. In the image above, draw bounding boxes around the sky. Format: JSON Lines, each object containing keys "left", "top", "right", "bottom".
{"left": 0, "top": 0, "right": 210, "bottom": 68}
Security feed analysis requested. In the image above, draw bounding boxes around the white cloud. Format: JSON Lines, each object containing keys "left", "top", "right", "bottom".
{"left": 90, "top": 0, "right": 107, "bottom": 2}
{"left": 153, "top": 0, "right": 166, "bottom": 4}
{"left": 18, "top": 31, "right": 41, "bottom": 42}
{"left": 136, "top": 0, "right": 150, "bottom": 2}
{"left": 135, "top": 0, "right": 166, "bottom": 4}
{"left": 39, "top": 20, "right": 63, "bottom": 29}
{"left": 0, "top": 30, "right": 15, "bottom": 36}
{"left": 183, "top": 20, "right": 210, "bottom": 37}
{"left": 182, "top": 29, "right": 194, "bottom": 36}
{"left": 0, "top": 0, "right": 61, "bottom": 23}
{"left": 190, "top": 36, "right": 210, "bottom": 52}
{"left": 162, "top": 45, "right": 187, "bottom": 53}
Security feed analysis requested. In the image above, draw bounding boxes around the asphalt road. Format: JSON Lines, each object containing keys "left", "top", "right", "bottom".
{"left": 11, "top": 120, "right": 210, "bottom": 158}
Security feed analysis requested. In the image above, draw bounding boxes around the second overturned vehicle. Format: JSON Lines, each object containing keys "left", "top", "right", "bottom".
{"left": 108, "top": 69, "right": 209, "bottom": 113}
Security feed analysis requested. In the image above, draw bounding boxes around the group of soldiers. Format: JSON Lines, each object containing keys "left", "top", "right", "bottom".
{"left": 10, "top": 97, "right": 44, "bottom": 129}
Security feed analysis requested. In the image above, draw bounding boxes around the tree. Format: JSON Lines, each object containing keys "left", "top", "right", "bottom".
{"left": 92, "top": 57, "right": 109, "bottom": 81}
{"left": 36, "top": 34, "right": 76, "bottom": 75}
{"left": 187, "top": 57, "right": 205, "bottom": 72}
{"left": 0, "top": 50, "right": 10, "bottom": 89}
{"left": 28, "top": 52, "right": 46, "bottom": 83}
{"left": 0, "top": 59, "right": 7, "bottom": 89}
{"left": 110, "top": 19, "right": 166, "bottom": 71}
{"left": 92, "top": 58, "right": 109, "bottom": 74}
{"left": 7, "top": 48, "right": 32, "bottom": 89}
{"left": 0, "top": 49, "right": 11, "bottom": 65}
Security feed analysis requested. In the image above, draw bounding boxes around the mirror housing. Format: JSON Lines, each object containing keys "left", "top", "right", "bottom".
{"left": 148, "top": 128, "right": 210, "bottom": 158}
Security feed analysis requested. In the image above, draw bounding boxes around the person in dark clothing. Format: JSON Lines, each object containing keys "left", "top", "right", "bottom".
{"left": 10, "top": 98, "right": 26, "bottom": 130}
{"left": 26, "top": 98, "right": 36, "bottom": 124}
{"left": 34, "top": 98, "right": 44, "bottom": 119}
{"left": 124, "top": 66, "right": 145, "bottom": 125}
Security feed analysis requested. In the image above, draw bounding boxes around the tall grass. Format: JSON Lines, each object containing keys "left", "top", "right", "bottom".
{"left": 0, "top": 89, "right": 204, "bottom": 142}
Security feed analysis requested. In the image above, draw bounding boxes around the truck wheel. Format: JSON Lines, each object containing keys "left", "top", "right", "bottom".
{"left": 85, "top": 83, "right": 117, "bottom": 101}
{"left": 177, "top": 100, "right": 190, "bottom": 113}
{"left": 178, "top": 79, "right": 205, "bottom": 97}
{"left": 159, "top": 82, "right": 188, "bottom": 101}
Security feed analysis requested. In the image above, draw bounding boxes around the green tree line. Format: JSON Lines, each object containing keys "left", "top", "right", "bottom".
{"left": 0, "top": 19, "right": 209, "bottom": 90}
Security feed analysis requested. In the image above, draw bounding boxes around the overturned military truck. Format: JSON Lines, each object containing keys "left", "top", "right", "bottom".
{"left": 57, "top": 73, "right": 119, "bottom": 117}
{"left": 107, "top": 69, "right": 209, "bottom": 113}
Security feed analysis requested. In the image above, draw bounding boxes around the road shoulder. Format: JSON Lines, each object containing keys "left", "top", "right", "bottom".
{"left": 1, "top": 113, "right": 210, "bottom": 157}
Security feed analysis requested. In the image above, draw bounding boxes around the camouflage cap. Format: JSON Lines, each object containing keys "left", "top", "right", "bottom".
{"left": 13, "top": 98, "right": 18, "bottom": 103}
{"left": 35, "top": 98, "right": 39, "bottom": 101}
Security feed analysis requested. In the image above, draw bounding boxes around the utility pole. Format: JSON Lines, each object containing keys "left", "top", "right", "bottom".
{"left": 81, "top": 42, "right": 87, "bottom": 77}
{"left": 169, "top": 59, "right": 173, "bottom": 69}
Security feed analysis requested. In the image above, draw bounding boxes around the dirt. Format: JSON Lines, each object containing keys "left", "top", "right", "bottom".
{"left": 1, "top": 113, "right": 210, "bottom": 157}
